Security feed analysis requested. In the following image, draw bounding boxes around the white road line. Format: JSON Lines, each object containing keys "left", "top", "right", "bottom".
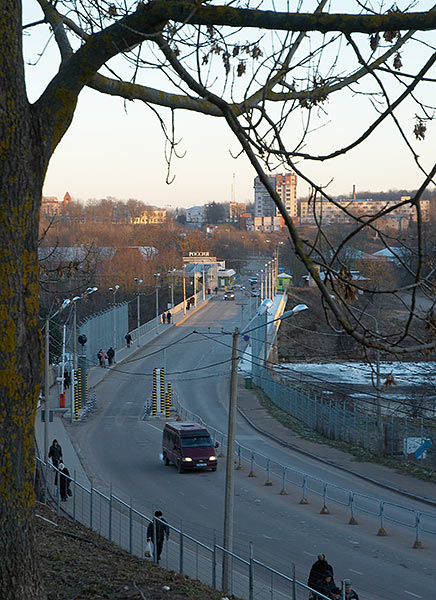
{"left": 405, "top": 591, "right": 422, "bottom": 598}
{"left": 147, "top": 423, "right": 162, "bottom": 433}
{"left": 303, "top": 551, "right": 315, "bottom": 557}
{"left": 349, "top": 569, "right": 363, "bottom": 575}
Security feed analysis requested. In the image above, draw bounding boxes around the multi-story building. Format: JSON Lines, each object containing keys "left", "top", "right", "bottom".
{"left": 186, "top": 205, "right": 205, "bottom": 226}
{"left": 299, "top": 197, "right": 431, "bottom": 229}
{"left": 254, "top": 172, "right": 297, "bottom": 222}
{"left": 243, "top": 215, "right": 282, "bottom": 232}
{"left": 131, "top": 209, "right": 167, "bottom": 225}
{"left": 41, "top": 192, "right": 71, "bottom": 218}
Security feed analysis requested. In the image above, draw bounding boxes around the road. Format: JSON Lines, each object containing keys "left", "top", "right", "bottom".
{"left": 69, "top": 293, "right": 436, "bottom": 600}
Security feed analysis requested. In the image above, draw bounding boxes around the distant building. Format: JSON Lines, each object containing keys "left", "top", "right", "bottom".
{"left": 186, "top": 205, "right": 205, "bottom": 226}
{"left": 228, "top": 201, "right": 247, "bottom": 223}
{"left": 242, "top": 214, "right": 281, "bottom": 232}
{"left": 41, "top": 192, "right": 71, "bottom": 218}
{"left": 254, "top": 172, "right": 297, "bottom": 226}
{"left": 299, "top": 197, "right": 430, "bottom": 229}
{"left": 131, "top": 209, "right": 166, "bottom": 225}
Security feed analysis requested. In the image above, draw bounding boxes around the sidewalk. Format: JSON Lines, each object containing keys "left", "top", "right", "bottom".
{"left": 237, "top": 379, "right": 436, "bottom": 509}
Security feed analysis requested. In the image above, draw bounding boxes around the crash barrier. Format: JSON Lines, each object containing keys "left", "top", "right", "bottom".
{"left": 175, "top": 401, "right": 436, "bottom": 549}
{"left": 35, "top": 458, "right": 332, "bottom": 600}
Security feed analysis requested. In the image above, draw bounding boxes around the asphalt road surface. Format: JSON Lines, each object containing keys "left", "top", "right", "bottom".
{"left": 70, "top": 293, "right": 436, "bottom": 600}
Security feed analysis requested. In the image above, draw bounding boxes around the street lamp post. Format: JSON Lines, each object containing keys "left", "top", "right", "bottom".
{"left": 109, "top": 284, "right": 120, "bottom": 349}
{"left": 222, "top": 303, "right": 308, "bottom": 593}
{"left": 134, "top": 278, "right": 143, "bottom": 347}
{"left": 154, "top": 273, "right": 160, "bottom": 331}
{"left": 260, "top": 270, "right": 264, "bottom": 301}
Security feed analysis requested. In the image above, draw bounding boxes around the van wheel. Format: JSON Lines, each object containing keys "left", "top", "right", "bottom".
{"left": 177, "top": 461, "right": 184, "bottom": 474}
{"left": 163, "top": 453, "right": 170, "bottom": 466}
{"left": 211, "top": 467, "right": 217, "bottom": 472}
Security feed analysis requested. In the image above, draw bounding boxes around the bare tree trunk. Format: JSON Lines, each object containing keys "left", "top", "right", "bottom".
{"left": 0, "top": 6, "right": 47, "bottom": 592}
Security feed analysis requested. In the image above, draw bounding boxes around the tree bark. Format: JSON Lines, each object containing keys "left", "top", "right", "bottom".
{"left": 0, "top": 2, "right": 47, "bottom": 597}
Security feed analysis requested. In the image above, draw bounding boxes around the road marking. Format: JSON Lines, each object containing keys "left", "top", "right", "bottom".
{"left": 405, "top": 592, "right": 422, "bottom": 599}
{"left": 349, "top": 569, "right": 363, "bottom": 575}
{"left": 303, "top": 551, "right": 315, "bottom": 557}
{"left": 147, "top": 423, "right": 162, "bottom": 433}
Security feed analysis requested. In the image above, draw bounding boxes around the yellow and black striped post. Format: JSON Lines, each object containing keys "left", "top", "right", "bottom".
{"left": 73, "top": 370, "right": 79, "bottom": 420}
{"left": 160, "top": 368, "right": 165, "bottom": 413}
{"left": 165, "top": 382, "right": 172, "bottom": 419}
{"left": 77, "top": 367, "right": 82, "bottom": 410}
{"left": 152, "top": 368, "right": 157, "bottom": 416}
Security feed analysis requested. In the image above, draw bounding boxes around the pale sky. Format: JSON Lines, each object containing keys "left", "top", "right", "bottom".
{"left": 23, "top": 1, "right": 436, "bottom": 208}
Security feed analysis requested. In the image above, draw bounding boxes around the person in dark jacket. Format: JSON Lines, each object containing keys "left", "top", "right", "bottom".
{"left": 308, "top": 554, "right": 335, "bottom": 595}
{"left": 125, "top": 332, "right": 132, "bottom": 347}
{"left": 146, "top": 510, "right": 169, "bottom": 562}
{"left": 314, "top": 571, "right": 336, "bottom": 600}
{"left": 63, "top": 371, "right": 71, "bottom": 390}
{"left": 107, "top": 346, "right": 115, "bottom": 366}
{"left": 58, "top": 463, "right": 71, "bottom": 501}
{"left": 48, "top": 439, "right": 63, "bottom": 486}
{"left": 166, "top": 311, "right": 172, "bottom": 324}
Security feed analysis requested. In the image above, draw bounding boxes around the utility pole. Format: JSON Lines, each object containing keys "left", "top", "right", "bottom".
{"left": 222, "top": 327, "right": 239, "bottom": 594}
{"left": 44, "top": 317, "right": 50, "bottom": 461}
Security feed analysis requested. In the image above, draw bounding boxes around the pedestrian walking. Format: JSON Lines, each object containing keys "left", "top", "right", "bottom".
{"left": 97, "top": 348, "right": 104, "bottom": 367}
{"left": 107, "top": 346, "right": 115, "bottom": 366}
{"left": 125, "top": 332, "right": 132, "bottom": 347}
{"left": 161, "top": 313, "right": 166, "bottom": 324}
{"left": 186, "top": 302, "right": 190, "bottom": 311}
{"left": 48, "top": 439, "right": 63, "bottom": 486}
{"left": 63, "top": 371, "right": 71, "bottom": 390}
{"left": 344, "top": 580, "right": 359, "bottom": 600}
{"left": 146, "top": 510, "right": 169, "bottom": 563}
{"left": 308, "top": 553, "right": 335, "bottom": 595}
{"left": 58, "top": 463, "right": 72, "bottom": 502}
{"left": 166, "top": 311, "right": 172, "bottom": 324}
{"left": 100, "top": 349, "right": 108, "bottom": 368}
{"left": 314, "top": 571, "right": 336, "bottom": 600}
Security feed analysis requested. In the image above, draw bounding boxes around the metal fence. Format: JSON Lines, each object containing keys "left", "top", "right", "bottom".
{"left": 35, "top": 458, "right": 331, "bottom": 600}
{"left": 175, "top": 400, "right": 436, "bottom": 550}
{"left": 254, "top": 364, "right": 436, "bottom": 461}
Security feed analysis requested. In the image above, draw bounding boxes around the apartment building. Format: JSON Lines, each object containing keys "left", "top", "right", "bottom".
{"left": 299, "top": 197, "right": 431, "bottom": 228}
{"left": 41, "top": 192, "right": 72, "bottom": 218}
{"left": 254, "top": 172, "right": 297, "bottom": 221}
{"left": 186, "top": 205, "right": 205, "bottom": 226}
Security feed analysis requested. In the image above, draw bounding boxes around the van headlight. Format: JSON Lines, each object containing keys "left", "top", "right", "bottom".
{"left": 183, "top": 457, "right": 192, "bottom": 462}
{"left": 209, "top": 456, "right": 217, "bottom": 461}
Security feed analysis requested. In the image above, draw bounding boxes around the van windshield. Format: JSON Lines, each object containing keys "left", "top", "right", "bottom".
{"left": 180, "top": 435, "right": 213, "bottom": 448}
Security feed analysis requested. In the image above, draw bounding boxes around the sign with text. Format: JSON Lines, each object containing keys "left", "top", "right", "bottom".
{"left": 189, "top": 251, "right": 210, "bottom": 257}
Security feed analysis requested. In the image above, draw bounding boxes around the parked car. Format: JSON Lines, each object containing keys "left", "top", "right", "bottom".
{"left": 162, "top": 422, "right": 218, "bottom": 473}
{"left": 223, "top": 291, "right": 235, "bottom": 300}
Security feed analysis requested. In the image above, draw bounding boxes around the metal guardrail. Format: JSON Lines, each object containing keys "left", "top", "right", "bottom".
{"left": 36, "top": 457, "right": 333, "bottom": 600}
{"left": 175, "top": 401, "right": 436, "bottom": 549}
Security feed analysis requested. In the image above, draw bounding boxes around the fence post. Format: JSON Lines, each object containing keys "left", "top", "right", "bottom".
{"left": 179, "top": 529, "right": 184, "bottom": 574}
{"left": 299, "top": 475, "right": 309, "bottom": 504}
{"left": 248, "top": 450, "right": 256, "bottom": 477}
{"left": 90, "top": 480, "right": 93, "bottom": 530}
{"left": 44, "top": 460, "right": 48, "bottom": 505}
{"left": 219, "top": 433, "right": 225, "bottom": 458}
{"left": 348, "top": 492, "right": 358, "bottom": 525}
{"left": 292, "top": 562, "right": 297, "bottom": 600}
{"left": 73, "top": 470, "right": 77, "bottom": 522}
{"left": 377, "top": 500, "right": 387, "bottom": 536}
{"left": 109, "top": 483, "right": 112, "bottom": 542}
{"left": 212, "top": 532, "right": 217, "bottom": 589}
{"left": 264, "top": 459, "right": 272, "bottom": 486}
{"left": 129, "top": 497, "right": 133, "bottom": 554}
{"left": 413, "top": 511, "right": 423, "bottom": 549}
{"left": 320, "top": 482, "right": 329, "bottom": 514}
{"left": 249, "top": 542, "right": 254, "bottom": 600}
{"left": 280, "top": 466, "right": 288, "bottom": 495}
{"left": 236, "top": 444, "right": 243, "bottom": 470}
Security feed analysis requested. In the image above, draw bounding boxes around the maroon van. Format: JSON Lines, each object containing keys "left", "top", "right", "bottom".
{"left": 162, "top": 422, "right": 218, "bottom": 473}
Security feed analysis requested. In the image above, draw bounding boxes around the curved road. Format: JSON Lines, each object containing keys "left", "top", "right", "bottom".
{"left": 70, "top": 295, "right": 436, "bottom": 600}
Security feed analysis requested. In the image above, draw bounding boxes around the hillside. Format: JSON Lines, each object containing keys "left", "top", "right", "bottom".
{"left": 35, "top": 502, "right": 229, "bottom": 600}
